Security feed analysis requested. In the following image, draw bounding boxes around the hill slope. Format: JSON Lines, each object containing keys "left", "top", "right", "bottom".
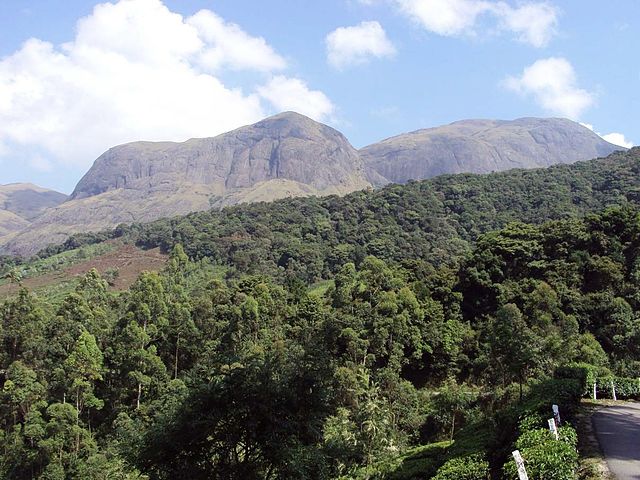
{"left": 0, "top": 183, "right": 67, "bottom": 239}
{"left": 4, "top": 112, "right": 370, "bottom": 256}
{"left": 2, "top": 114, "right": 627, "bottom": 257}
{"left": 361, "top": 118, "right": 623, "bottom": 185}
{"left": 35, "top": 147, "right": 640, "bottom": 283}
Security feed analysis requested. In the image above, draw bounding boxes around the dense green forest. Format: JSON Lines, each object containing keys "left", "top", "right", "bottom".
{"left": 36, "top": 147, "right": 639, "bottom": 282}
{"left": 2, "top": 148, "right": 640, "bottom": 479}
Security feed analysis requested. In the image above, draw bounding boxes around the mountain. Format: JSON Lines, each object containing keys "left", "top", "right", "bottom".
{"left": 0, "top": 183, "right": 67, "bottom": 239}
{"left": 361, "top": 118, "right": 624, "bottom": 185}
{"left": 0, "top": 183, "right": 68, "bottom": 220}
{"left": 2, "top": 112, "right": 370, "bottom": 256}
{"left": 1, "top": 114, "right": 628, "bottom": 257}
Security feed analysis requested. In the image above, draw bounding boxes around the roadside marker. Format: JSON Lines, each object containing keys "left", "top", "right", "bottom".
{"left": 512, "top": 450, "right": 529, "bottom": 480}
{"left": 548, "top": 418, "right": 559, "bottom": 440}
{"left": 552, "top": 404, "right": 561, "bottom": 425}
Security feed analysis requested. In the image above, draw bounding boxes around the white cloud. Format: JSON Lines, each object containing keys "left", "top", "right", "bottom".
{"left": 602, "top": 133, "right": 633, "bottom": 148}
{"left": 392, "top": 0, "right": 558, "bottom": 47}
{"left": 0, "top": 0, "right": 330, "bottom": 173}
{"left": 326, "top": 21, "right": 396, "bottom": 69}
{"left": 187, "top": 10, "right": 286, "bottom": 72}
{"left": 257, "top": 76, "right": 335, "bottom": 121}
{"left": 580, "top": 123, "right": 633, "bottom": 148}
{"left": 494, "top": 2, "right": 558, "bottom": 48}
{"left": 503, "top": 57, "right": 594, "bottom": 119}
{"left": 396, "top": 0, "right": 490, "bottom": 36}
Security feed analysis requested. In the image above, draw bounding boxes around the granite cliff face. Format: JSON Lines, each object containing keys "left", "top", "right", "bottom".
{"left": 71, "top": 111, "right": 368, "bottom": 201}
{"left": 361, "top": 118, "right": 624, "bottom": 186}
{"left": 4, "top": 112, "right": 370, "bottom": 256}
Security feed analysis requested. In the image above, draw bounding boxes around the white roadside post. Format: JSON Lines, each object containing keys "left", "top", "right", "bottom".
{"left": 552, "top": 404, "right": 561, "bottom": 426}
{"left": 611, "top": 380, "right": 617, "bottom": 401}
{"left": 512, "top": 450, "right": 529, "bottom": 480}
{"left": 548, "top": 418, "right": 559, "bottom": 440}
{"left": 593, "top": 381, "right": 597, "bottom": 400}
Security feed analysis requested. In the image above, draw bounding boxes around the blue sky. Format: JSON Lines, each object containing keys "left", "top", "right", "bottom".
{"left": 0, "top": 0, "right": 637, "bottom": 193}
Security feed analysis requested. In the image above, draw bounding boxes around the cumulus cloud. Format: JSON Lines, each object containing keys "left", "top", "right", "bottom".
{"left": 0, "top": 0, "right": 331, "bottom": 172}
{"left": 187, "top": 10, "right": 286, "bottom": 72}
{"left": 396, "top": 0, "right": 488, "bottom": 36}
{"left": 602, "top": 133, "right": 633, "bottom": 148}
{"left": 257, "top": 76, "right": 335, "bottom": 121}
{"left": 326, "top": 21, "right": 396, "bottom": 69}
{"left": 393, "top": 0, "right": 558, "bottom": 47}
{"left": 580, "top": 124, "right": 633, "bottom": 148}
{"left": 503, "top": 57, "right": 594, "bottom": 119}
{"left": 494, "top": 2, "right": 558, "bottom": 48}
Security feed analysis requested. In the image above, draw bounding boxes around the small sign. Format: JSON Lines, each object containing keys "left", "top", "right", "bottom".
{"left": 512, "top": 450, "right": 529, "bottom": 480}
{"left": 548, "top": 418, "right": 559, "bottom": 440}
{"left": 552, "top": 404, "right": 561, "bottom": 425}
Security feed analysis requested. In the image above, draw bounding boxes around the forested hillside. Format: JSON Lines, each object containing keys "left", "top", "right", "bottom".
{"left": 2, "top": 148, "right": 640, "bottom": 479}
{"left": 3, "top": 205, "right": 640, "bottom": 478}
{"left": 39, "top": 147, "right": 640, "bottom": 281}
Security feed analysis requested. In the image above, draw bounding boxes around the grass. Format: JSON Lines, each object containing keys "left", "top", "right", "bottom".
{"left": 308, "top": 279, "right": 334, "bottom": 297}
{"left": 0, "top": 242, "right": 167, "bottom": 303}
{"left": 0, "top": 242, "right": 118, "bottom": 285}
{"left": 29, "top": 280, "right": 82, "bottom": 306}
{"left": 343, "top": 441, "right": 452, "bottom": 480}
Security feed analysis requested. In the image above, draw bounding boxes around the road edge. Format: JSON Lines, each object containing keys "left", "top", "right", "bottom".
{"left": 576, "top": 400, "right": 615, "bottom": 480}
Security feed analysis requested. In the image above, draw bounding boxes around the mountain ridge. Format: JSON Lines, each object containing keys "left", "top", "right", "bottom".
{"left": 0, "top": 113, "right": 626, "bottom": 256}
{"left": 0, "top": 183, "right": 68, "bottom": 241}
{"left": 361, "top": 117, "right": 622, "bottom": 185}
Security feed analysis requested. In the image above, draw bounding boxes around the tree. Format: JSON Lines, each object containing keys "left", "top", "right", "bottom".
{"left": 1, "top": 289, "right": 46, "bottom": 366}
{"left": 64, "top": 330, "right": 104, "bottom": 431}
{"left": 431, "top": 378, "right": 477, "bottom": 440}
{"left": 1, "top": 361, "right": 46, "bottom": 427}
{"left": 110, "top": 321, "right": 167, "bottom": 410}
{"left": 489, "top": 304, "right": 540, "bottom": 397}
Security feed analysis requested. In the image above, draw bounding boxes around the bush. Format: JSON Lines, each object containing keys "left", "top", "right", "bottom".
{"left": 499, "top": 377, "right": 581, "bottom": 480}
{"left": 556, "top": 364, "right": 640, "bottom": 400}
{"left": 340, "top": 441, "right": 451, "bottom": 480}
{"left": 597, "top": 376, "right": 640, "bottom": 399}
{"left": 555, "top": 363, "right": 612, "bottom": 397}
{"left": 431, "top": 454, "right": 490, "bottom": 480}
{"left": 503, "top": 425, "right": 578, "bottom": 480}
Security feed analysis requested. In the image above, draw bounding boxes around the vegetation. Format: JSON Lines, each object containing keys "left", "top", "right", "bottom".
{"left": 3, "top": 148, "right": 640, "bottom": 478}
{"left": 31, "top": 148, "right": 640, "bottom": 282}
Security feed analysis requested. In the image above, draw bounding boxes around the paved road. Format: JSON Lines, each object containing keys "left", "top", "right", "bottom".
{"left": 593, "top": 402, "right": 640, "bottom": 479}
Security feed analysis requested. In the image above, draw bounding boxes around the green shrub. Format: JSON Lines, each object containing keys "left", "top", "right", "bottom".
{"left": 597, "top": 376, "right": 640, "bottom": 399}
{"left": 387, "top": 442, "right": 451, "bottom": 480}
{"left": 503, "top": 426, "right": 578, "bottom": 480}
{"left": 555, "top": 363, "right": 612, "bottom": 397}
{"left": 340, "top": 441, "right": 451, "bottom": 480}
{"left": 431, "top": 454, "right": 490, "bottom": 480}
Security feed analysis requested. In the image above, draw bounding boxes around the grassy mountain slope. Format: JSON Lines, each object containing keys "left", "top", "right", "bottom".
{"left": 0, "top": 183, "right": 67, "bottom": 241}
